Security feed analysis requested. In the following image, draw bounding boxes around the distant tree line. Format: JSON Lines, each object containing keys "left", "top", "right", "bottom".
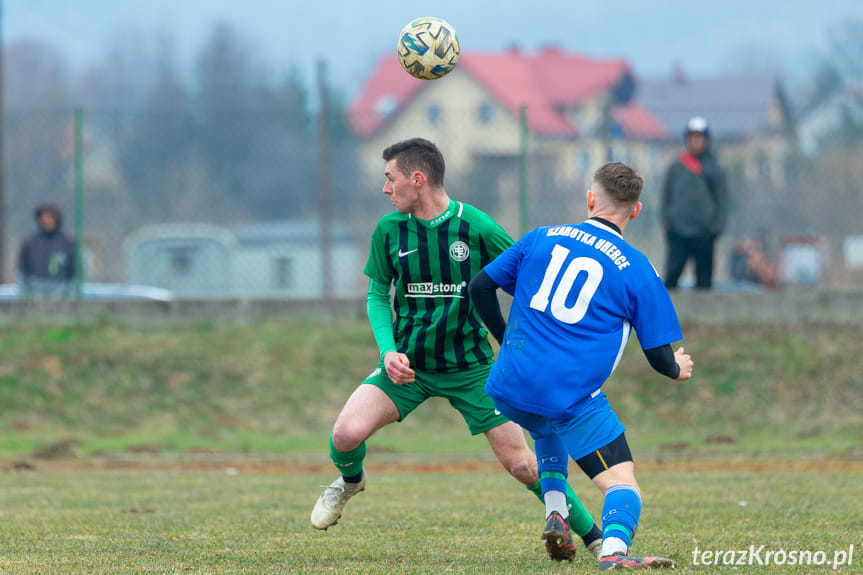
{"left": 713, "top": 16, "right": 863, "bottom": 253}
{"left": 3, "top": 22, "right": 364, "bottom": 264}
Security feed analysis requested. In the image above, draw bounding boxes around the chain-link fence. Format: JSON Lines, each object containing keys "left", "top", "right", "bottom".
{"left": 4, "top": 103, "right": 863, "bottom": 299}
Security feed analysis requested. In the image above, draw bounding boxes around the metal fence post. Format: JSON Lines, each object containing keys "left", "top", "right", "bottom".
{"left": 519, "top": 105, "right": 529, "bottom": 237}
{"left": 74, "top": 107, "right": 84, "bottom": 298}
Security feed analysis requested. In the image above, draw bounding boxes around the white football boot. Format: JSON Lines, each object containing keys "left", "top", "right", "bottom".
{"left": 586, "top": 538, "right": 603, "bottom": 560}
{"left": 310, "top": 474, "right": 366, "bottom": 530}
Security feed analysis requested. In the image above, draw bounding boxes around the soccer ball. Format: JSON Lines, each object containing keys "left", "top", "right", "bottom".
{"left": 397, "top": 17, "right": 460, "bottom": 80}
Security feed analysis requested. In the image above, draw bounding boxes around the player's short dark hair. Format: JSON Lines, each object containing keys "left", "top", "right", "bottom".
{"left": 593, "top": 162, "right": 643, "bottom": 205}
{"left": 382, "top": 138, "right": 445, "bottom": 187}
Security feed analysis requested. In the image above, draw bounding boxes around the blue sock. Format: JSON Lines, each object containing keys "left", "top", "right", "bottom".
{"left": 534, "top": 435, "right": 568, "bottom": 501}
{"left": 539, "top": 470, "right": 567, "bottom": 498}
{"left": 601, "top": 484, "right": 642, "bottom": 548}
{"left": 533, "top": 435, "right": 568, "bottom": 478}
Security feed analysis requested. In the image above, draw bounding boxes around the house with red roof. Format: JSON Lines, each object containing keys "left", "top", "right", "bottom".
{"left": 348, "top": 47, "right": 668, "bottom": 229}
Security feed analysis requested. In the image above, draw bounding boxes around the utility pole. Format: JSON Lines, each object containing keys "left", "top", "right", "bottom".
{"left": 74, "top": 108, "right": 84, "bottom": 298}
{"left": 0, "top": 0, "right": 6, "bottom": 282}
{"left": 519, "top": 105, "right": 529, "bottom": 237}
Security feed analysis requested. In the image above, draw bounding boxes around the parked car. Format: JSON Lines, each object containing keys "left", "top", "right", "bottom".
{"left": 0, "top": 283, "right": 175, "bottom": 302}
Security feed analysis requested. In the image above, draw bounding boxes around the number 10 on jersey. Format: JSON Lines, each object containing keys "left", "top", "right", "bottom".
{"left": 529, "top": 244, "right": 603, "bottom": 325}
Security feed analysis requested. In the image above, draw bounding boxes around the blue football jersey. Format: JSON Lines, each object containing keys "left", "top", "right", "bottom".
{"left": 483, "top": 219, "right": 683, "bottom": 419}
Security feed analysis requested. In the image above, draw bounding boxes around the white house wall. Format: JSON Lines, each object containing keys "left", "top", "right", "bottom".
{"left": 231, "top": 244, "right": 359, "bottom": 298}
{"left": 125, "top": 237, "right": 233, "bottom": 296}
{"left": 362, "top": 68, "right": 523, "bottom": 180}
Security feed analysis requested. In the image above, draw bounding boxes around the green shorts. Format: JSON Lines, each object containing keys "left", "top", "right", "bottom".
{"left": 363, "top": 362, "right": 509, "bottom": 435}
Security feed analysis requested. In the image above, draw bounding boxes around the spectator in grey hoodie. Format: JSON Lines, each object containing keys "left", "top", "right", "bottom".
{"left": 17, "top": 200, "right": 77, "bottom": 300}
{"left": 661, "top": 116, "right": 729, "bottom": 289}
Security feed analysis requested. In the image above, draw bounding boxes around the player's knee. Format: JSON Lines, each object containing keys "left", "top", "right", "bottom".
{"left": 331, "top": 422, "right": 366, "bottom": 452}
{"left": 505, "top": 457, "right": 536, "bottom": 485}
{"left": 594, "top": 466, "right": 639, "bottom": 495}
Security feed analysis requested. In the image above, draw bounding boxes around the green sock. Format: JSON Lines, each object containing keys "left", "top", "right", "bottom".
{"left": 528, "top": 477, "right": 596, "bottom": 539}
{"left": 329, "top": 435, "right": 366, "bottom": 478}
{"left": 564, "top": 482, "right": 596, "bottom": 538}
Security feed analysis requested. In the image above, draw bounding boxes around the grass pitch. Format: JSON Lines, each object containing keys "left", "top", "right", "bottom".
{"left": 0, "top": 466, "right": 859, "bottom": 574}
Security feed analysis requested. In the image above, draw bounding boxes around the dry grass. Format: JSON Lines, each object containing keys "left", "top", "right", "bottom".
{"left": 0, "top": 468, "right": 857, "bottom": 574}
{"left": 0, "top": 319, "right": 861, "bottom": 460}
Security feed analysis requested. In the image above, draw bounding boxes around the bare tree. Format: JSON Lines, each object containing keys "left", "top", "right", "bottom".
{"left": 4, "top": 40, "right": 74, "bottom": 244}
{"left": 194, "top": 21, "right": 316, "bottom": 220}
{"left": 826, "top": 17, "right": 863, "bottom": 86}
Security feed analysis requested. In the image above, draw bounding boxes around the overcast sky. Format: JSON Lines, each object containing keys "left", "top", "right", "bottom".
{"left": 6, "top": 0, "right": 863, "bottom": 99}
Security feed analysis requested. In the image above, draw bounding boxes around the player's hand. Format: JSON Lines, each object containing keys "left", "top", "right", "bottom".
{"left": 383, "top": 351, "right": 415, "bottom": 385}
{"left": 674, "top": 347, "right": 693, "bottom": 381}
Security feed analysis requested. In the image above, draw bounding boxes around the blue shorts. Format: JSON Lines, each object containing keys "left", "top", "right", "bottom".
{"left": 492, "top": 391, "right": 625, "bottom": 461}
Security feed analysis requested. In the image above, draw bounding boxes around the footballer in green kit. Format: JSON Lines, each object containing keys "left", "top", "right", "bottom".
{"left": 310, "top": 137, "right": 601, "bottom": 560}
{"left": 365, "top": 199, "right": 507, "bottom": 374}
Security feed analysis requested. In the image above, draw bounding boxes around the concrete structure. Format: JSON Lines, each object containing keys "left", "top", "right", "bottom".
{"left": 123, "top": 219, "right": 360, "bottom": 298}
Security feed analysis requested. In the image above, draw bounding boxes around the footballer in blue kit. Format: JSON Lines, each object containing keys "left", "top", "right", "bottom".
{"left": 469, "top": 162, "right": 694, "bottom": 569}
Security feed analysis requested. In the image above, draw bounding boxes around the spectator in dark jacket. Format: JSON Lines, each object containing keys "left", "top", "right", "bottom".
{"left": 661, "top": 116, "right": 729, "bottom": 289}
{"left": 17, "top": 200, "right": 77, "bottom": 299}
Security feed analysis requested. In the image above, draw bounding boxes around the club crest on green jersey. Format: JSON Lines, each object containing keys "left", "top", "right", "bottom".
{"left": 449, "top": 241, "right": 470, "bottom": 262}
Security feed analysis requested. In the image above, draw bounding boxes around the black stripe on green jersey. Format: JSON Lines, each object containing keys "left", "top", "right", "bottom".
{"left": 383, "top": 229, "right": 407, "bottom": 353}
{"left": 383, "top": 230, "right": 398, "bottom": 281}
{"left": 394, "top": 218, "right": 418, "bottom": 362}
{"left": 413, "top": 222, "right": 434, "bottom": 371}
{"left": 434, "top": 217, "right": 457, "bottom": 370}
{"left": 461, "top": 228, "right": 492, "bottom": 366}
{"left": 479, "top": 233, "right": 493, "bottom": 267}
{"left": 453, "top": 217, "right": 478, "bottom": 369}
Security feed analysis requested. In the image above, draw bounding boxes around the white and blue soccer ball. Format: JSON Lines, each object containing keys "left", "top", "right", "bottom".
{"left": 397, "top": 17, "right": 461, "bottom": 80}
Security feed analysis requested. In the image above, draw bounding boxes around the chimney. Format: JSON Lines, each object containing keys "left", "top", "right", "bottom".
{"left": 672, "top": 62, "right": 686, "bottom": 84}
{"left": 540, "top": 45, "right": 562, "bottom": 56}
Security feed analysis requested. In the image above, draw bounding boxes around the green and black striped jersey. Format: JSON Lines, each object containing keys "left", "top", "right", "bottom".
{"left": 364, "top": 199, "right": 514, "bottom": 373}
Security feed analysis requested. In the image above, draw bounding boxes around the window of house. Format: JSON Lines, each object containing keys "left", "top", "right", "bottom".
{"left": 273, "top": 256, "right": 293, "bottom": 289}
{"left": 169, "top": 247, "right": 196, "bottom": 276}
{"left": 427, "top": 104, "right": 442, "bottom": 126}
{"left": 478, "top": 103, "right": 493, "bottom": 124}
{"left": 375, "top": 95, "right": 397, "bottom": 118}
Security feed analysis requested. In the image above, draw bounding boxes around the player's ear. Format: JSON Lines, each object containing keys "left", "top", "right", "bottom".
{"left": 586, "top": 189, "right": 596, "bottom": 210}
{"left": 629, "top": 201, "right": 643, "bottom": 221}
{"left": 413, "top": 171, "right": 425, "bottom": 187}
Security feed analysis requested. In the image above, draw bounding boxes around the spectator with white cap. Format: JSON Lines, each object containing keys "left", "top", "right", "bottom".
{"left": 661, "top": 116, "right": 729, "bottom": 289}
